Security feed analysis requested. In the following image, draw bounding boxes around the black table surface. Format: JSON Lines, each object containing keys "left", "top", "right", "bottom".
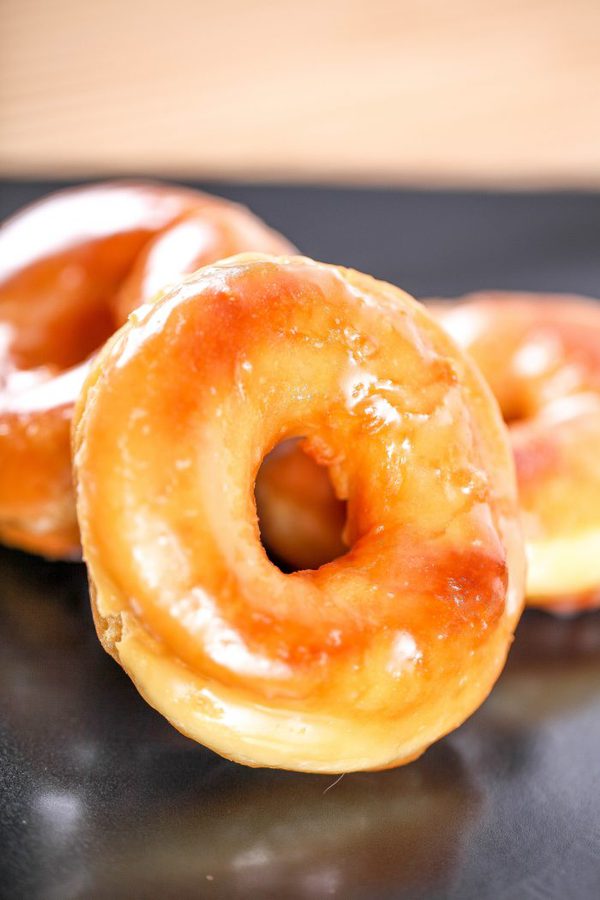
{"left": 1, "top": 179, "right": 600, "bottom": 900}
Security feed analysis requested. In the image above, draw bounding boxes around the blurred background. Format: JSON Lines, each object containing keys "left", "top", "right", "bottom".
{"left": 2, "top": 0, "right": 600, "bottom": 186}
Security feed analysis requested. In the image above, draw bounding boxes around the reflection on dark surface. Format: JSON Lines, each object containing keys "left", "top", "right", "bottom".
{"left": 1, "top": 550, "right": 600, "bottom": 898}
{"left": 92, "top": 748, "right": 477, "bottom": 900}
{"left": 0, "top": 548, "right": 481, "bottom": 899}
{"left": 457, "top": 606, "right": 600, "bottom": 789}
{"left": 487, "top": 608, "right": 600, "bottom": 725}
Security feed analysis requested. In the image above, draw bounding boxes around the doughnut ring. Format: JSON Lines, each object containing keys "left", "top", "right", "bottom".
{"left": 432, "top": 292, "right": 600, "bottom": 613}
{"left": 0, "top": 181, "right": 293, "bottom": 557}
{"left": 73, "top": 254, "right": 524, "bottom": 772}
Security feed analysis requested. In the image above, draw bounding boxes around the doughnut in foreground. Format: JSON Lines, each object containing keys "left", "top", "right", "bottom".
{"left": 0, "top": 181, "right": 293, "bottom": 557}
{"left": 434, "top": 292, "right": 600, "bottom": 613}
{"left": 74, "top": 255, "right": 525, "bottom": 772}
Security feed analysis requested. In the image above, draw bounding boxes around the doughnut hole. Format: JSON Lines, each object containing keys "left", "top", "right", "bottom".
{"left": 255, "top": 438, "right": 347, "bottom": 571}
{"left": 436, "top": 295, "right": 600, "bottom": 426}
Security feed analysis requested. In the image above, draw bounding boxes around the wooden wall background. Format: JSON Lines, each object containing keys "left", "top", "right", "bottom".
{"left": 1, "top": 0, "right": 599, "bottom": 185}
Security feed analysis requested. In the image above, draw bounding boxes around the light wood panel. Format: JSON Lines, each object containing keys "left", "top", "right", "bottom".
{"left": 1, "top": 0, "right": 600, "bottom": 185}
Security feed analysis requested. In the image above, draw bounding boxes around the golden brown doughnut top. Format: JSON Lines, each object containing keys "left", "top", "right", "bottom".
{"left": 75, "top": 255, "right": 524, "bottom": 771}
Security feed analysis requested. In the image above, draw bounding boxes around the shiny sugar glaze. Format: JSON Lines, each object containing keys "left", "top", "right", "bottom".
{"left": 0, "top": 182, "right": 293, "bottom": 557}
{"left": 74, "top": 254, "right": 524, "bottom": 772}
{"left": 435, "top": 293, "right": 600, "bottom": 611}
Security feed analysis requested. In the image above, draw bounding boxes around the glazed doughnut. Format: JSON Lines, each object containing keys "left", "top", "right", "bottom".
{"left": 433, "top": 292, "right": 600, "bottom": 613}
{"left": 73, "top": 254, "right": 524, "bottom": 773}
{"left": 0, "top": 182, "right": 293, "bottom": 557}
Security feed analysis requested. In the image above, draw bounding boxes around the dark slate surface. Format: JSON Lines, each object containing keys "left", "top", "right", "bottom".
{"left": 1, "top": 179, "right": 600, "bottom": 900}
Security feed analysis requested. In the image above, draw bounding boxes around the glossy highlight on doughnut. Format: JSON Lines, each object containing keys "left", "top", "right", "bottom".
{"left": 74, "top": 254, "right": 524, "bottom": 772}
{"left": 0, "top": 181, "right": 293, "bottom": 557}
{"left": 434, "top": 292, "right": 600, "bottom": 613}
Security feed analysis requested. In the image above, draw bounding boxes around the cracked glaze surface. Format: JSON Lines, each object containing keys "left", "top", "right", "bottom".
{"left": 74, "top": 255, "right": 524, "bottom": 772}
